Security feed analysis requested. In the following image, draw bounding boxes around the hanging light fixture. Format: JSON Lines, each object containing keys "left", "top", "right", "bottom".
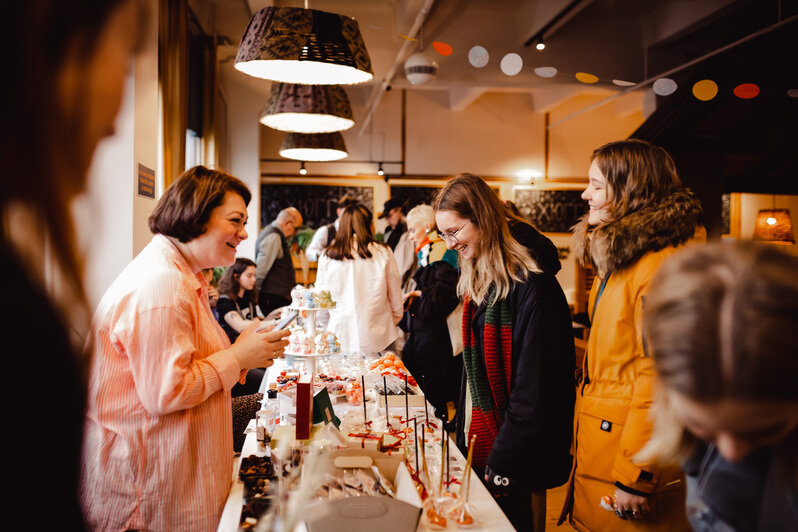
{"left": 299, "top": 162, "right": 308, "bottom": 175}
{"left": 377, "top": 162, "right": 384, "bottom": 176}
{"left": 753, "top": 208, "right": 795, "bottom": 244}
{"left": 235, "top": 6, "right": 373, "bottom": 85}
{"left": 280, "top": 132, "right": 348, "bottom": 161}
{"left": 259, "top": 83, "right": 354, "bottom": 133}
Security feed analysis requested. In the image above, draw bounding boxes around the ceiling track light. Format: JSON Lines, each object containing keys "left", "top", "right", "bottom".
{"left": 535, "top": 39, "right": 545, "bottom": 51}
{"left": 377, "top": 162, "right": 384, "bottom": 176}
{"left": 299, "top": 162, "right": 307, "bottom": 175}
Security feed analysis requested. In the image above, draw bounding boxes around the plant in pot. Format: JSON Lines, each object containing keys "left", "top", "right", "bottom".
{"left": 288, "top": 226, "right": 316, "bottom": 285}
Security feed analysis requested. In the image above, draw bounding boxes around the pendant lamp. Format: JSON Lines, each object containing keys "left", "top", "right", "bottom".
{"left": 260, "top": 83, "right": 354, "bottom": 133}
{"left": 235, "top": 6, "right": 373, "bottom": 85}
{"left": 753, "top": 209, "right": 795, "bottom": 244}
{"left": 280, "top": 132, "right": 348, "bottom": 162}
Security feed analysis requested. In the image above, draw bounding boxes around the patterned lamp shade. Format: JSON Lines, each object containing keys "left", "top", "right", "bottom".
{"left": 235, "top": 6, "right": 373, "bottom": 85}
{"left": 753, "top": 209, "right": 795, "bottom": 244}
{"left": 279, "top": 132, "right": 348, "bottom": 161}
{"left": 260, "top": 83, "right": 354, "bottom": 133}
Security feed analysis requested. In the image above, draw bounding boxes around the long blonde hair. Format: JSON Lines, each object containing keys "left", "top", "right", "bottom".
{"left": 433, "top": 174, "right": 539, "bottom": 305}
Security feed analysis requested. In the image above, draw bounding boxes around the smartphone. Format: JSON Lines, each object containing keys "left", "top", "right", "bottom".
{"left": 258, "top": 310, "right": 299, "bottom": 332}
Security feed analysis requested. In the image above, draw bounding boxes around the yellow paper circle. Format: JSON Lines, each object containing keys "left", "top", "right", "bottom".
{"left": 693, "top": 79, "right": 718, "bottom": 101}
{"left": 575, "top": 72, "right": 599, "bottom": 84}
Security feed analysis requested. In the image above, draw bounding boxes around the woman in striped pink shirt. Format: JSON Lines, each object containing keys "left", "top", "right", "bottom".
{"left": 81, "top": 166, "right": 290, "bottom": 531}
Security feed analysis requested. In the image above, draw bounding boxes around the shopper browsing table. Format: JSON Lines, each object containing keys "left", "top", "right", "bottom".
{"left": 434, "top": 174, "right": 575, "bottom": 532}
{"left": 81, "top": 167, "right": 290, "bottom": 532}
{"left": 316, "top": 203, "right": 403, "bottom": 353}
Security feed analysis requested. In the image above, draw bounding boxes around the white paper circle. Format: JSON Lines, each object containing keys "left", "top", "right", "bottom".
{"left": 534, "top": 66, "right": 557, "bottom": 78}
{"left": 500, "top": 53, "right": 523, "bottom": 76}
{"left": 468, "top": 46, "right": 489, "bottom": 68}
{"left": 653, "top": 78, "right": 678, "bottom": 96}
{"left": 612, "top": 79, "right": 635, "bottom": 87}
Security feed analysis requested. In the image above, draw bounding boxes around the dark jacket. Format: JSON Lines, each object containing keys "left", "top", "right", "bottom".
{"left": 257, "top": 224, "right": 295, "bottom": 300}
{"left": 683, "top": 437, "right": 798, "bottom": 532}
{"left": 400, "top": 256, "right": 462, "bottom": 419}
{"left": 2, "top": 243, "right": 87, "bottom": 530}
{"left": 455, "top": 271, "right": 575, "bottom": 490}
{"left": 509, "top": 219, "right": 561, "bottom": 275}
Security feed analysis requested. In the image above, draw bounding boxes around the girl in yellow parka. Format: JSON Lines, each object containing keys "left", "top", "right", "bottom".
{"left": 559, "top": 139, "right": 703, "bottom": 531}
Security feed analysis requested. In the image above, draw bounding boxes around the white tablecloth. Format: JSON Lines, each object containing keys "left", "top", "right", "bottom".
{"left": 217, "top": 359, "right": 514, "bottom": 532}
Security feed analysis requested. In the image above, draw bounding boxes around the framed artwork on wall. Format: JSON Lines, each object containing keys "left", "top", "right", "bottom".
{"left": 514, "top": 189, "right": 588, "bottom": 233}
{"left": 260, "top": 183, "right": 374, "bottom": 229}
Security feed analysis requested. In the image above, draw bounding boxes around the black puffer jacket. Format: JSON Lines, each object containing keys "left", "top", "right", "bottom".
{"left": 509, "top": 219, "right": 561, "bottom": 275}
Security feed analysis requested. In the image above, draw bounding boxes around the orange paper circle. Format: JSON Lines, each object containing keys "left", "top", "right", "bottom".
{"left": 432, "top": 41, "right": 453, "bottom": 56}
{"left": 733, "top": 83, "right": 760, "bottom": 99}
{"left": 693, "top": 79, "right": 718, "bottom": 101}
{"left": 575, "top": 72, "right": 599, "bottom": 84}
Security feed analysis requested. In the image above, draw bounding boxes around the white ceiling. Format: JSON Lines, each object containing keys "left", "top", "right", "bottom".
{"left": 204, "top": 0, "right": 738, "bottom": 114}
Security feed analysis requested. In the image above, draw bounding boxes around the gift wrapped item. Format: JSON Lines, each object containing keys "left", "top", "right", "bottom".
{"left": 346, "top": 431, "right": 384, "bottom": 451}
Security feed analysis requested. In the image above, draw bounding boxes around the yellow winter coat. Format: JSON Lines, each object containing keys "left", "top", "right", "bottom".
{"left": 560, "top": 188, "right": 704, "bottom": 531}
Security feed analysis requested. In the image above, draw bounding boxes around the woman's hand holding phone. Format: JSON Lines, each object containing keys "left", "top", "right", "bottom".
{"left": 231, "top": 321, "right": 290, "bottom": 369}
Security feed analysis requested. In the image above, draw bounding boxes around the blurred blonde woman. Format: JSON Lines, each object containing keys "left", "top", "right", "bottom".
{"left": 1, "top": 0, "right": 143, "bottom": 528}
{"left": 641, "top": 241, "right": 798, "bottom": 531}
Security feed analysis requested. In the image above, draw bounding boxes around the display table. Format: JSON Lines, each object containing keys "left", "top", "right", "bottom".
{"left": 217, "top": 358, "right": 514, "bottom": 532}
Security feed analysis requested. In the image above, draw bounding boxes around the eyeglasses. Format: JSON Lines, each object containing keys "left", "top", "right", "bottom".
{"left": 439, "top": 221, "right": 469, "bottom": 244}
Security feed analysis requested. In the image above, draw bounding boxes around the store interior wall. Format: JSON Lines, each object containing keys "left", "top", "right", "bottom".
{"left": 73, "top": 1, "right": 797, "bottom": 316}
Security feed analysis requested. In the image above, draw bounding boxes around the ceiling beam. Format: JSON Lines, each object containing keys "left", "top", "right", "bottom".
{"left": 447, "top": 86, "right": 486, "bottom": 112}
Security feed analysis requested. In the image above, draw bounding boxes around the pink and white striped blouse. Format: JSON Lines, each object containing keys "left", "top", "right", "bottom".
{"left": 81, "top": 235, "right": 242, "bottom": 532}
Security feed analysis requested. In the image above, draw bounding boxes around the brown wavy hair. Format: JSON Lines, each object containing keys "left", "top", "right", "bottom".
{"left": 324, "top": 204, "right": 385, "bottom": 260}
{"left": 591, "top": 139, "right": 682, "bottom": 225}
{"left": 433, "top": 173, "right": 539, "bottom": 305}
{"left": 1, "top": 0, "right": 144, "bottom": 317}
{"left": 218, "top": 258, "right": 257, "bottom": 302}
{"left": 148, "top": 166, "right": 251, "bottom": 242}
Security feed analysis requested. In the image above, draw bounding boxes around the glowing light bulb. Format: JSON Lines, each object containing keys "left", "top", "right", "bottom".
{"left": 767, "top": 217, "right": 777, "bottom": 226}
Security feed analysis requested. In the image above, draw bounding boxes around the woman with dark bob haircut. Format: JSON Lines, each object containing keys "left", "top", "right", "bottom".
{"left": 81, "top": 166, "right": 290, "bottom": 531}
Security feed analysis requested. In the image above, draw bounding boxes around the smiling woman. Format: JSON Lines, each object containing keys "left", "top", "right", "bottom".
{"left": 433, "top": 173, "right": 575, "bottom": 532}
{"left": 81, "top": 166, "right": 291, "bottom": 532}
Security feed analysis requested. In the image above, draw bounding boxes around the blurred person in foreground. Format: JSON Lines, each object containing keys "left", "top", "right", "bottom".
{"left": 560, "top": 139, "right": 703, "bottom": 530}
{"left": 315, "top": 204, "right": 403, "bottom": 353}
{"left": 400, "top": 204, "right": 462, "bottom": 421}
{"left": 1, "top": 0, "right": 144, "bottom": 529}
{"left": 255, "top": 206, "right": 302, "bottom": 317}
{"left": 81, "top": 167, "right": 290, "bottom": 531}
{"left": 434, "top": 174, "right": 575, "bottom": 531}
{"left": 639, "top": 241, "right": 798, "bottom": 531}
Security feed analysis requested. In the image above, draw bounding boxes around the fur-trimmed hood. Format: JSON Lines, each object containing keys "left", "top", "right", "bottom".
{"left": 572, "top": 188, "right": 703, "bottom": 278}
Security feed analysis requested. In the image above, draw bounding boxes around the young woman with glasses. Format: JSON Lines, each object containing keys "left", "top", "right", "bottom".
{"left": 434, "top": 173, "right": 575, "bottom": 531}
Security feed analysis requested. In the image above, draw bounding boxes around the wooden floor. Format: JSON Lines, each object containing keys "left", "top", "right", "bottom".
{"left": 545, "top": 483, "right": 574, "bottom": 530}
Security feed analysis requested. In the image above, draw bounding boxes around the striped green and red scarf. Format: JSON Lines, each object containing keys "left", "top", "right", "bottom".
{"left": 462, "top": 290, "right": 513, "bottom": 470}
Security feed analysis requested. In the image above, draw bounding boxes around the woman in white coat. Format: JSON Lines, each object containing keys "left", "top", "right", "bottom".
{"left": 316, "top": 204, "right": 403, "bottom": 353}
